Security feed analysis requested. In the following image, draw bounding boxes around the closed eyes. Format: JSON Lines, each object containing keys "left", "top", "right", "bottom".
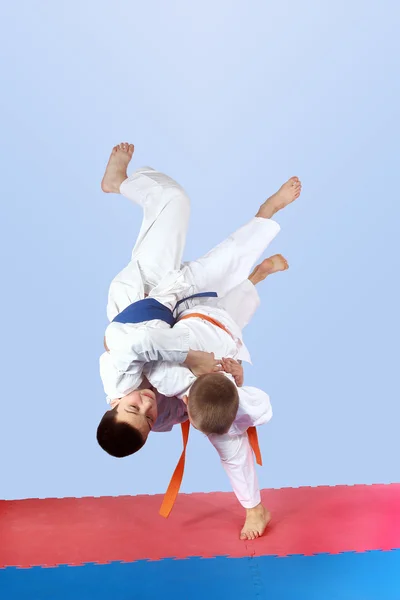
{"left": 125, "top": 406, "right": 153, "bottom": 425}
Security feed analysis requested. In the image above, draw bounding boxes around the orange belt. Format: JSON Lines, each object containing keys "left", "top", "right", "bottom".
{"left": 159, "top": 312, "right": 263, "bottom": 518}
{"left": 179, "top": 312, "right": 235, "bottom": 339}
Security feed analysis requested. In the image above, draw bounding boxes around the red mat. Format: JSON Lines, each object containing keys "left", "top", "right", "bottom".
{"left": 1, "top": 484, "right": 399, "bottom": 567}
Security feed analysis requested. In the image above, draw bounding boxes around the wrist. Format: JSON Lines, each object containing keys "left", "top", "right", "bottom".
{"left": 183, "top": 349, "right": 195, "bottom": 366}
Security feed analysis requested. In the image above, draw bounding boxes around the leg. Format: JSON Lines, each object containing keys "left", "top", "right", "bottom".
{"left": 122, "top": 168, "right": 190, "bottom": 289}
{"left": 217, "top": 255, "right": 289, "bottom": 331}
{"left": 208, "top": 433, "right": 271, "bottom": 540}
{"left": 102, "top": 144, "right": 190, "bottom": 320}
{"left": 182, "top": 177, "right": 301, "bottom": 297}
{"left": 248, "top": 254, "right": 289, "bottom": 285}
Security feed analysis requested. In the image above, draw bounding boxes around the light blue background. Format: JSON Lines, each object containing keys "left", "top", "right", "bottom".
{"left": 1, "top": 0, "right": 399, "bottom": 500}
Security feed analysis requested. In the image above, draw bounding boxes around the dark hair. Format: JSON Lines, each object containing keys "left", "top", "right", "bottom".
{"left": 96, "top": 408, "right": 145, "bottom": 458}
{"left": 188, "top": 373, "right": 239, "bottom": 435}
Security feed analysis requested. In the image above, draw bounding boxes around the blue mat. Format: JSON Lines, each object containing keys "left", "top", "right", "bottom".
{"left": 1, "top": 550, "right": 399, "bottom": 599}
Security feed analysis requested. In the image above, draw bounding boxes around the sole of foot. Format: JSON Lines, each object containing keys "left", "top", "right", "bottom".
{"left": 101, "top": 142, "right": 135, "bottom": 194}
{"left": 249, "top": 255, "right": 289, "bottom": 285}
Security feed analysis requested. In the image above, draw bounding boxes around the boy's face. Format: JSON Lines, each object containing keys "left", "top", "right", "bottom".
{"left": 111, "top": 389, "right": 158, "bottom": 441}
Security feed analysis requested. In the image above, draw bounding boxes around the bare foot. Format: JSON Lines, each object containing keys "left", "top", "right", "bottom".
{"left": 257, "top": 177, "right": 302, "bottom": 219}
{"left": 240, "top": 504, "right": 271, "bottom": 541}
{"left": 101, "top": 142, "right": 135, "bottom": 194}
{"left": 248, "top": 255, "right": 289, "bottom": 285}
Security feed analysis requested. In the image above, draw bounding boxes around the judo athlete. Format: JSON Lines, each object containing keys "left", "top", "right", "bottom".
{"left": 97, "top": 143, "right": 301, "bottom": 539}
{"left": 142, "top": 262, "right": 288, "bottom": 540}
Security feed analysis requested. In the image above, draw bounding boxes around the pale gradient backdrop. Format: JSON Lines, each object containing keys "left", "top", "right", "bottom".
{"left": 1, "top": 0, "right": 399, "bottom": 500}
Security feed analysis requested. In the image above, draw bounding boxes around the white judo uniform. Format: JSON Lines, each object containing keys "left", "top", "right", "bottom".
{"left": 145, "top": 278, "right": 273, "bottom": 509}
{"left": 100, "top": 167, "right": 279, "bottom": 508}
{"left": 100, "top": 168, "right": 280, "bottom": 401}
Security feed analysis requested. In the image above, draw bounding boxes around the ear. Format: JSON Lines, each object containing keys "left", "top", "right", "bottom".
{"left": 182, "top": 395, "right": 189, "bottom": 406}
{"left": 110, "top": 399, "right": 120, "bottom": 409}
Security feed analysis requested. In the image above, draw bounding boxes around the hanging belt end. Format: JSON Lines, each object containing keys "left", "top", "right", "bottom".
{"left": 159, "top": 505, "right": 171, "bottom": 519}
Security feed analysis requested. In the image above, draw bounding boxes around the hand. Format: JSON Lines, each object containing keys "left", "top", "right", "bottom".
{"left": 184, "top": 350, "right": 223, "bottom": 377}
{"left": 221, "top": 358, "right": 244, "bottom": 387}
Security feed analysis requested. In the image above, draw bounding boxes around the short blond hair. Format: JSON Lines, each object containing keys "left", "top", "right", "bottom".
{"left": 188, "top": 373, "right": 239, "bottom": 434}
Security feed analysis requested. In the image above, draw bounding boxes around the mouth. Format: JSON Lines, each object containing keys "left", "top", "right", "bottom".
{"left": 141, "top": 390, "right": 156, "bottom": 401}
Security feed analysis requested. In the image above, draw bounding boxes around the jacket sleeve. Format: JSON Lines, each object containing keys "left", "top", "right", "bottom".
{"left": 105, "top": 323, "right": 191, "bottom": 374}
{"left": 230, "top": 386, "right": 273, "bottom": 434}
{"left": 144, "top": 361, "right": 196, "bottom": 399}
{"left": 99, "top": 351, "right": 144, "bottom": 402}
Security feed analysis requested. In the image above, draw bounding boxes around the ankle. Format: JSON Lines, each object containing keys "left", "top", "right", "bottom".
{"left": 256, "top": 200, "right": 279, "bottom": 219}
{"left": 246, "top": 502, "right": 264, "bottom": 515}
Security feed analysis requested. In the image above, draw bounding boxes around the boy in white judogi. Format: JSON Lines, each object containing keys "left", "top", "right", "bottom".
{"left": 143, "top": 264, "right": 284, "bottom": 540}
{"left": 97, "top": 143, "right": 301, "bottom": 539}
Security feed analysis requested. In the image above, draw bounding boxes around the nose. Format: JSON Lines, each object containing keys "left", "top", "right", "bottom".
{"left": 140, "top": 393, "right": 153, "bottom": 410}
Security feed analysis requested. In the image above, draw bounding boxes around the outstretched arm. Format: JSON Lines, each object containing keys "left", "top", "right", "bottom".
{"left": 208, "top": 430, "right": 271, "bottom": 540}
{"left": 208, "top": 432, "right": 260, "bottom": 509}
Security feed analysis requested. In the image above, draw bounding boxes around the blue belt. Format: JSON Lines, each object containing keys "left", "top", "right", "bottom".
{"left": 112, "top": 292, "right": 218, "bottom": 326}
